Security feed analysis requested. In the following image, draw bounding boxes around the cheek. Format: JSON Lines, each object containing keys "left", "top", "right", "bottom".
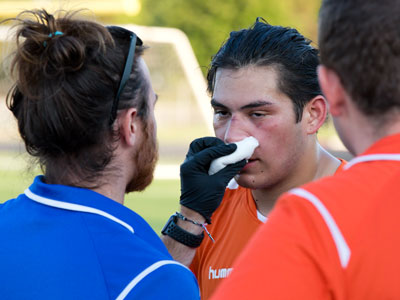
{"left": 255, "top": 120, "right": 280, "bottom": 142}
{"left": 254, "top": 121, "right": 302, "bottom": 156}
{"left": 213, "top": 121, "right": 226, "bottom": 140}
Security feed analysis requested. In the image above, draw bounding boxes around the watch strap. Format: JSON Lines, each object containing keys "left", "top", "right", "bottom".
{"left": 162, "top": 214, "right": 204, "bottom": 248}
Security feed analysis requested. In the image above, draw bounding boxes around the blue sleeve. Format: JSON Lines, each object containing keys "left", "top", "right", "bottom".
{"left": 123, "top": 262, "right": 200, "bottom": 300}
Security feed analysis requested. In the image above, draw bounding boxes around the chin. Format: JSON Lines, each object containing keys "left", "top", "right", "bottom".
{"left": 235, "top": 174, "right": 260, "bottom": 189}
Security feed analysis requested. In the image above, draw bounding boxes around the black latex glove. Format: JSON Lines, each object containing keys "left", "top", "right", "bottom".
{"left": 180, "top": 137, "right": 246, "bottom": 224}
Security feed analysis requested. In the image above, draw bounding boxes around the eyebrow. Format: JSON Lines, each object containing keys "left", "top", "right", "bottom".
{"left": 211, "top": 99, "right": 228, "bottom": 109}
{"left": 211, "top": 99, "right": 273, "bottom": 110}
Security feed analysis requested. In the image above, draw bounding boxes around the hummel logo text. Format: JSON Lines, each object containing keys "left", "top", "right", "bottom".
{"left": 208, "top": 266, "right": 233, "bottom": 280}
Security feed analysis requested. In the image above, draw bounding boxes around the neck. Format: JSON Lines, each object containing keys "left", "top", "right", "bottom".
{"left": 334, "top": 97, "right": 400, "bottom": 155}
{"left": 49, "top": 158, "right": 130, "bottom": 205}
{"left": 252, "top": 142, "right": 341, "bottom": 217}
{"left": 353, "top": 115, "right": 400, "bottom": 156}
{"left": 45, "top": 172, "right": 126, "bottom": 205}
{"left": 92, "top": 152, "right": 134, "bottom": 205}
{"left": 92, "top": 175, "right": 126, "bottom": 205}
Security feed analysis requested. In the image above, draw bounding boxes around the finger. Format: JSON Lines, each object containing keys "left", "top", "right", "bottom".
{"left": 187, "top": 137, "right": 224, "bottom": 157}
{"left": 194, "top": 143, "right": 238, "bottom": 166}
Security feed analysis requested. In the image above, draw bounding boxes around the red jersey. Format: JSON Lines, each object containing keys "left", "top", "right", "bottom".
{"left": 191, "top": 158, "right": 346, "bottom": 299}
{"left": 211, "top": 134, "right": 400, "bottom": 300}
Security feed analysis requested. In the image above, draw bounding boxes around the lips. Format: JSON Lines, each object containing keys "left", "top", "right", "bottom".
{"left": 241, "top": 158, "right": 258, "bottom": 171}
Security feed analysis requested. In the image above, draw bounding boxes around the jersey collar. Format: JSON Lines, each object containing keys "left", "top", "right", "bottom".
{"left": 344, "top": 133, "right": 400, "bottom": 170}
{"left": 24, "top": 175, "right": 138, "bottom": 233}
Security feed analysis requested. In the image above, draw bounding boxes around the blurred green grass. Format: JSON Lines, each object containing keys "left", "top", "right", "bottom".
{"left": 0, "top": 151, "right": 179, "bottom": 234}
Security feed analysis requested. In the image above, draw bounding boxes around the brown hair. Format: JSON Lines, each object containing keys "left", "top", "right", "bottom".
{"left": 207, "top": 18, "right": 321, "bottom": 123}
{"left": 319, "top": 0, "right": 400, "bottom": 117}
{"left": 4, "top": 9, "right": 147, "bottom": 187}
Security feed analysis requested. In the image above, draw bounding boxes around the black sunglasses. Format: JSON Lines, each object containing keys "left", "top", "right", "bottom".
{"left": 107, "top": 26, "right": 143, "bottom": 126}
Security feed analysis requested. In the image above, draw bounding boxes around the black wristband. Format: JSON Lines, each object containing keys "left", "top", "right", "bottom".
{"left": 161, "top": 214, "right": 204, "bottom": 248}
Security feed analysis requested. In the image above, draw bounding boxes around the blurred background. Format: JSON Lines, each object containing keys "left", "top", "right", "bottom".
{"left": 0, "top": 0, "right": 349, "bottom": 233}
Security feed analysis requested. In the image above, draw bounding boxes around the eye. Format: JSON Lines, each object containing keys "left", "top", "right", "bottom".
{"left": 214, "top": 109, "right": 230, "bottom": 118}
{"left": 250, "top": 111, "right": 267, "bottom": 118}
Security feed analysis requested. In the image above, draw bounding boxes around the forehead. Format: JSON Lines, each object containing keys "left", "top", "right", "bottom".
{"left": 213, "top": 65, "right": 288, "bottom": 105}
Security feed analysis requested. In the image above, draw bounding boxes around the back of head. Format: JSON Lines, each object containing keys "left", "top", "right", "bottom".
{"left": 319, "top": 0, "right": 400, "bottom": 117}
{"left": 207, "top": 18, "right": 321, "bottom": 122}
{"left": 4, "top": 9, "right": 147, "bottom": 187}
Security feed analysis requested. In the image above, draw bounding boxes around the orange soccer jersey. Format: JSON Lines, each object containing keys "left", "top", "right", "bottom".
{"left": 211, "top": 133, "right": 400, "bottom": 300}
{"left": 190, "top": 185, "right": 262, "bottom": 300}
{"left": 191, "top": 160, "right": 346, "bottom": 299}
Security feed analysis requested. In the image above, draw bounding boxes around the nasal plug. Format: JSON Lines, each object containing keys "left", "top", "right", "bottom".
{"left": 208, "top": 136, "right": 259, "bottom": 175}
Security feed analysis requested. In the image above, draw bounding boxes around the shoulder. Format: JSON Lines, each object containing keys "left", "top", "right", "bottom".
{"left": 85, "top": 214, "right": 192, "bottom": 298}
{"left": 273, "top": 173, "right": 357, "bottom": 268}
{"left": 119, "top": 260, "right": 200, "bottom": 299}
{"left": 95, "top": 236, "right": 199, "bottom": 299}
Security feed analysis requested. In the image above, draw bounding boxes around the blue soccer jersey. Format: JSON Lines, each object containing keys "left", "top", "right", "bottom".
{"left": 0, "top": 175, "right": 199, "bottom": 299}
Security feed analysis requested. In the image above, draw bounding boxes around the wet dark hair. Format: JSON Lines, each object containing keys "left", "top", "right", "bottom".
{"left": 319, "top": 0, "right": 400, "bottom": 117}
{"left": 207, "top": 18, "right": 321, "bottom": 122}
{"left": 4, "top": 9, "right": 148, "bottom": 187}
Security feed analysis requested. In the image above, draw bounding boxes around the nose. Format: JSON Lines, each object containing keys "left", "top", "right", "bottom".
{"left": 223, "top": 117, "right": 249, "bottom": 144}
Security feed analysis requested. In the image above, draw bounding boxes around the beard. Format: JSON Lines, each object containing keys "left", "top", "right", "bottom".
{"left": 125, "top": 119, "right": 159, "bottom": 193}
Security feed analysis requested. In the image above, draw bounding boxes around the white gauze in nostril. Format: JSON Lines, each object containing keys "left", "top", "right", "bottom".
{"left": 208, "top": 136, "right": 259, "bottom": 175}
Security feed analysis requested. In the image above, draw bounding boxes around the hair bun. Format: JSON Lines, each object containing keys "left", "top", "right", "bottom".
{"left": 44, "top": 34, "right": 85, "bottom": 75}
{"left": 9, "top": 9, "right": 113, "bottom": 98}
{"left": 12, "top": 10, "right": 92, "bottom": 80}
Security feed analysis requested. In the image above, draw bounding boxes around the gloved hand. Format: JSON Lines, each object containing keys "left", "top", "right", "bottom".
{"left": 180, "top": 137, "right": 246, "bottom": 224}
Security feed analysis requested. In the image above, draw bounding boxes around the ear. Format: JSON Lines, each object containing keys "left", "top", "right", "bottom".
{"left": 118, "top": 108, "right": 138, "bottom": 147}
{"left": 303, "top": 95, "right": 327, "bottom": 134}
{"left": 318, "top": 65, "right": 347, "bottom": 117}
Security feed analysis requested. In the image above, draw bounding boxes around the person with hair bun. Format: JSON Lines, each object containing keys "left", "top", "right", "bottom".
{"left": 0, "top": 9, "right": 208, "bottom": 299}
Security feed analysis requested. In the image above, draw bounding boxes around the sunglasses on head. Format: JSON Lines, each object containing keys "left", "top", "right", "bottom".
{"left": 106, "top": 26, "right": 143, "bottom": 126}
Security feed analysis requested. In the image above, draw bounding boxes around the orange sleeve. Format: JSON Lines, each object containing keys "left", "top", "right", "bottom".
{"left": 210, "top": 193, "right": 344, "bottom": 300}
